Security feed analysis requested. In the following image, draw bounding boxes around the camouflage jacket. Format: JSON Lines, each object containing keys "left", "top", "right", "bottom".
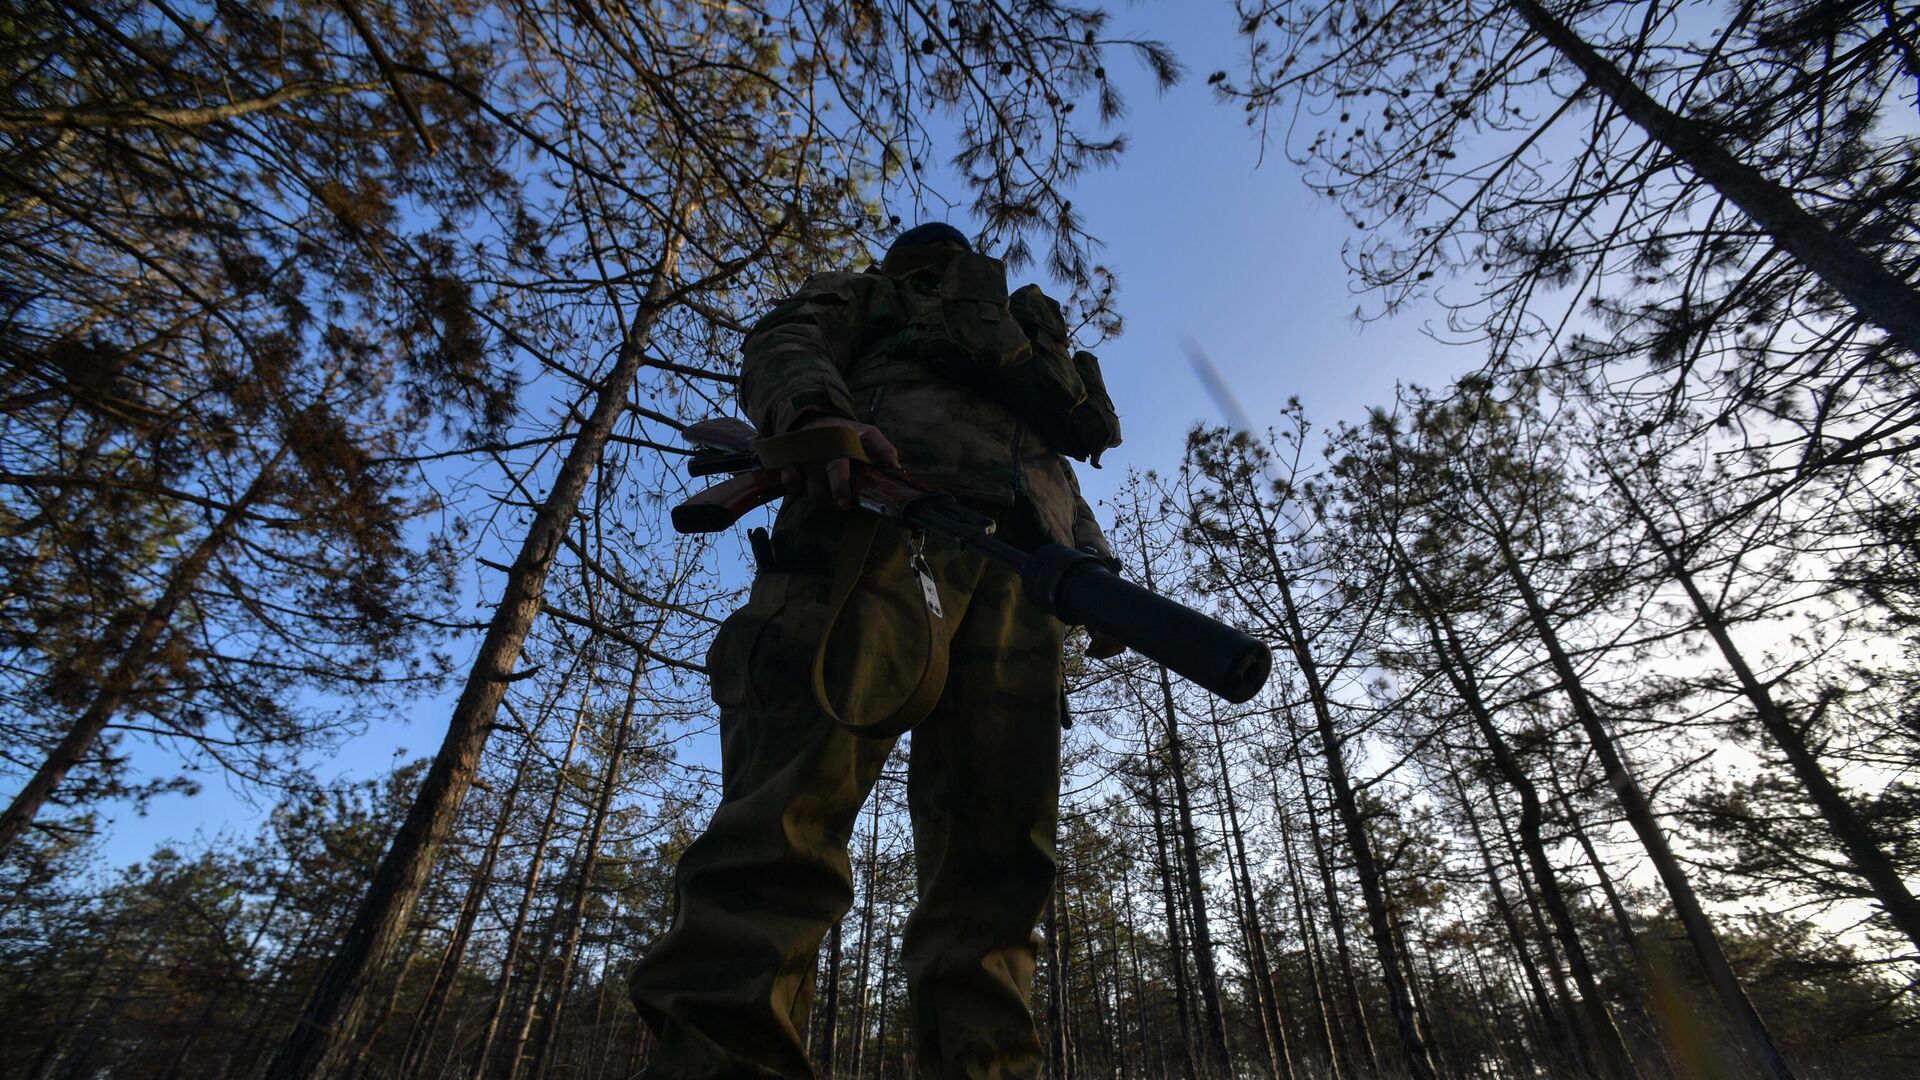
{"left": 740, "top": 259, "right": 1114, "bottom": 560}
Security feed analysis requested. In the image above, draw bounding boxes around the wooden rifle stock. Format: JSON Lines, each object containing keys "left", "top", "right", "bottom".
{"left": 671, "top": 469, "right": 784, "bottom": 534}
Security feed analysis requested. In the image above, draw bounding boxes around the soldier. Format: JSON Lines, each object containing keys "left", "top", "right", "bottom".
{"left": 629, "top": 222, "right": 1122, "bottom": 1078}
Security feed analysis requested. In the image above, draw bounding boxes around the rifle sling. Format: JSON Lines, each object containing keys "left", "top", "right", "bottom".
{"left": 811, "top": 512, "right": 947, "bottom": 740}
{"left": 753, "top": 425, "right": 869, "bottom": 469}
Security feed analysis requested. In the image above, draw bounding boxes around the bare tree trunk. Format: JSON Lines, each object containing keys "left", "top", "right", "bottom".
{"left": 850, "top": 801, "right": 881, "bottom": 1080}
{"left": 1258, "top": 530, "right": 1437, "bottom": 1080}
{"left": 1269, "top": 764, "right": 1345, "bottom": 1080}
{"left": 470, "top": 689, "right": 594, "bottom": 1080}
{"left": 1127, "top": 523, "right": 1236, "bottom": 1079}
{"left": 1544, "top": 755, "right": 1644, "bottom": 968}
{"left": 1398, "top": 551, "right": 1641, "bottom": 1080}
{"left": 0, "top": 446, "right": 288, "bottom": 859}
{"left": 1512, "top": 0, "right": 1920, "bottom": 359}
{"left": 351, "top": 945, "right": 425, "bottom": 1074}
{"left": 1608, "top": 463, "right": 1920, "bottom": 955}
{"left": 400, "top": 749, "right": 533, "bottom": 1078}
{"left": 1390, "top": 905, "right": 1449, "bottom": 1080}
{"left": 1212, "top": 727, "right": 1293, "bottom": 1080}
{"left": 1446, "top": 765, "right": 1566, "bottom": 1070}
{"left": 873, "top": 916, "right": 895, "bottom": 1080}
{"left": 1045, "top": 891, "right": 1072, "bottom": 1080}
{"left": 1488, "top": 519, "right": 1795, "bottom": 1080}
{"left": 264, "top": 229, "right": 684, "bottom": 1079}
{"left": 1150, "top": 661, "right": 1234, "bottom": 1080}
{"left": 1119, "top": 866, "right": 1155, "bottom": 1080}
{"left": 1086, "top": 891, "right": 1119, "bottom": 1077}
{"left": 817, "top": 919, "right": 843, "bottom": 1078}
{"left": 1144, "top": 723, "right": 1201, "bottom": 1080}
{"left": 528, "top": 647, "right": 653, "bottom": 1079}
{"left": 1289, "top": 744, "right": 1376, "bottom": 1077}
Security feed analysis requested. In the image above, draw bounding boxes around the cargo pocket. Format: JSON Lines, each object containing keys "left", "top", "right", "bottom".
{"left": 817, "top": 559, "right": 950, "bottom": 736}
{"left": 705, "top": 572, "right": 834, "bottom": 713}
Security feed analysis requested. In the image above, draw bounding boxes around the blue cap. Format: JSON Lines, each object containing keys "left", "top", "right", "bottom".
{"left": 888, "top": 222, "right": 971, "bottom": 253}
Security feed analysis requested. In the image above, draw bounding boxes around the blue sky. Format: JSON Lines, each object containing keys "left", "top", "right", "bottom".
{"left": 1024, "top": 3, "right": 1459, "bottom": 513}
{"left": 85, "top": 2, "right": 1473, "bottom": 869}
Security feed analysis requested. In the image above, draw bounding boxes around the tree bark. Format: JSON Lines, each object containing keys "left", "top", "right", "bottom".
{"left": 528, "top": 648, "right": 652, "bottom": 1079}
{"left": 1269, "top": 765, "right": 1346, "bottom": 1080}
{"left": 817, "top": 919, "right": 842, "bottom": 1077}
{"left": 262, "top": 230, "right": 682, "bottom": 1080}
{"left": 1488, "top": 517, "right": 1796, "bottom": 1080}
{"left": 1268, "top": 556, "right": 1438, "bottom": 1080}
{"left": 399, "top": 750, "right": 532, "bottom": 1078}
{"left": 1143, "top": 722, "right": 1201, "bottom": 1080}
{"left": 1213, "top": 728, "right": 1293, "bottom": 1080}
{"left": 1511, "top": 0, "right": 1920, "bottom": 359}
{"left": 1044, "top": 891, "right": 1073, "bottom": 1080}
{"left": 850, "top": 800, "right": 881, "bottom": 1080}
{"left": 1289, "top": 742, "right": 1377, "bottom": 1077}
{"left": 1397, "top": 549, "right": 1640, "bottom": 1080}
{"left": 1151, "top": 661, "right": 1235, "bottom": 1080}
{"left": 0, "top": 445, "right": 288, "bottom": 860}
{"left": 1447, "top": 766, "right": 1567, "bottom": 1069}
{"left": 1608, "top": 463, "right": 1920, "bottom": 955}
{"left": 471, "top": 689, "right": 594, "bottom": 1080}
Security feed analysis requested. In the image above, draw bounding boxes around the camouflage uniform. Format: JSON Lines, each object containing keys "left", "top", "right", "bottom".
{"left": 630, "top": 253, "right": 1114, "bottom": 1079}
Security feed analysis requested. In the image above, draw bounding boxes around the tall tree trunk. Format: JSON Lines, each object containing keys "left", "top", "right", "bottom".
{"left": 400, "top": 749, "right": 533, "bottom": 1078}
{"left": 1045, "top": 891, "right": 1073, "bottom": 1080}
{"left": 1289, "top": 743, "right": 1377, "bottom": 1077}
{"left": 1490, "top": 774, "right": 1597, "bottom": 1060}
{"left": 350, "top": 945, "right": 425, "bottom": 1074}
{"left": 1511, "top": 0, "right": 1920, "bottom": 359}
{"left": 1120, "top": 865, "right": 1155, "bottom": 1080}
{"left": 1389, "top": 906, "right": 1448, "bottom": 1080}
{"left": 1544, "top": 754, "right": 1645, "bottom": 968}
{"left": 817, "top": 919, "right": 842, "bottom": 1078}
{"left": 1255, "top": 517, "right": 1438, "bottom": 1080}
{"left": 470, "top": 689, "right": 594, "bottom": 1080}
{"left": 1487, "top": 517, "right": 1795, "bottom": 1080}
{"left": 1129, "top": 539, "right": 1235, "bottom": 1079}
{"left": 1291, "top": 693, "right": 1431, "bottom": 1080}
{"left": 1213, "top": 728, "right": 1293, "bottom": 1080}
{"left": 0, "top": 445, "right": 289, "bottom": 859}
{"left": 1398, "top": 550, "right": 1641, "bottom": 1080}
{"left": 1446, "top": 765, "right": 1566, "bottom": 1070}
{"left": 263, "top": 229, "right": 684, "bottom": 1080}
{"left": 873, "top": 916, "right": 894, "bottom": 1080}
{"left": 528, "top": 647, "right": 653, "bottom": 1079}
{"left": 1144, "top": 722, "right": 1201, "bottom": 1080}
{"left": 1087, "top": 891, "right": 1119, "bottom": 1078}
{"left": 1151, "top": 660, "right": 1234, "bottom": 1079}
{"left": 1269, "top": 764, "right": 1345, "bottom": 1080}
{"left": 1608, "top": 463, "right": 1920, "bottom": 954}
{"left": 850, "top": 800, "right": 880, "bottom": 1080}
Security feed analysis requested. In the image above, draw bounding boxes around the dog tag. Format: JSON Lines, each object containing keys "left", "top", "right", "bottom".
{"left": 908, "top": 534, "right": 944, "bottom": 618}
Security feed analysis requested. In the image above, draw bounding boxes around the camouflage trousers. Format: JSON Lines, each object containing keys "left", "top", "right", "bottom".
{"left": 629, "top": 498, "right": 1065, "bottom": 1079}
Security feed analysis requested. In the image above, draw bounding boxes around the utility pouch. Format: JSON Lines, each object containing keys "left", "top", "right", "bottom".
{"left": 1004, "top": 286, "right": 1124, "bottom": 465}
{"left": 1063, "top": 349, "right": 1122, "bottom": 466}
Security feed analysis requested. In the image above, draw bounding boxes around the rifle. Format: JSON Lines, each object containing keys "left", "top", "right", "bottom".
{"left": 671, "top": 418, "right": 1272, "bottom": 704}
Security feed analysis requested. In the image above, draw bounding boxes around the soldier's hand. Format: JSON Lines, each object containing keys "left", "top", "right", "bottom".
{"left": 781, "top": 416, "right": 902, "bottom": 510}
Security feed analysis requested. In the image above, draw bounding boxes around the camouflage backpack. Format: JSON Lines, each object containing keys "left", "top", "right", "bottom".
{"left": 875, "top": 251, "right": 1123, "bottom": 465}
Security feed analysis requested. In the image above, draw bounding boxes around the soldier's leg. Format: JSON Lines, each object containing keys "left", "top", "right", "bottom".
{"left": 630, "top": 560, "right": 900, "bottom": 1077}
{"left": 900, "top": 539, "right": 1065, "bottom": 1079}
